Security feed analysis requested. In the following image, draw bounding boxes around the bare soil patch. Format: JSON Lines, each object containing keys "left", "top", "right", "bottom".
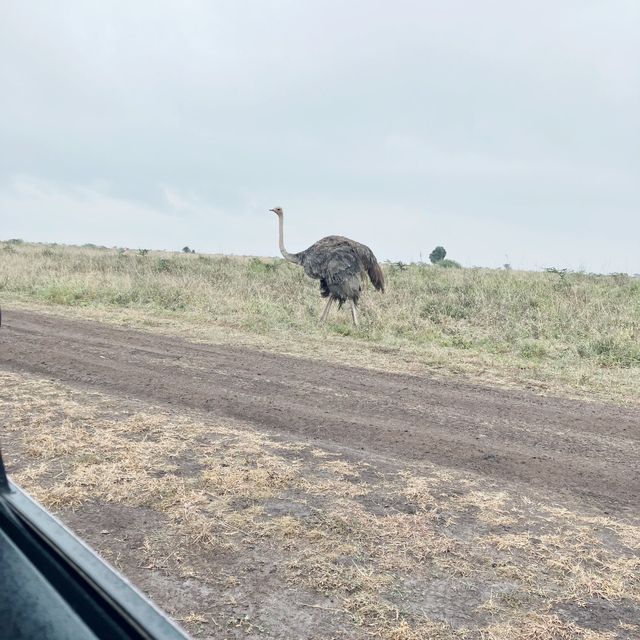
{"left": 2, "top": 309, "right": 638, "bottom": 513}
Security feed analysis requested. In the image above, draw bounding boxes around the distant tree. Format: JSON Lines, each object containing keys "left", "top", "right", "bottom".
{"left": 429, "top": 246, "right": 447, "bottom": 264}
{"left": 182, "top": 246, "right": 191, "bottom": 253}
{"left": 438, "top": 258, "right": 462, "bottom": 269}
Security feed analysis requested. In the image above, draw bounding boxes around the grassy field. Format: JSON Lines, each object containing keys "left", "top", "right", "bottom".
{"left": 1, "top": 239, "right": 639, "bottom": 403}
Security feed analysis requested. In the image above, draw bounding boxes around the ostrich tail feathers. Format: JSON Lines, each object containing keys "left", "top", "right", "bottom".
{"left": 367, "top": 259, "right": 385, "bottom": 292}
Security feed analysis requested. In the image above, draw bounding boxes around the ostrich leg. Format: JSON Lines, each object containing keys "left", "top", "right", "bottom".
{"left": 320, "top": 298, "right": 334, "bottom": 322}
{"left": 349, "top": 300, "right": 359, "bottom": 327}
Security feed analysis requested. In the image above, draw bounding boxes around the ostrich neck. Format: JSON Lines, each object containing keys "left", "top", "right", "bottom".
{"left": 278, "top": 214, "right": 298, "bottom": 263}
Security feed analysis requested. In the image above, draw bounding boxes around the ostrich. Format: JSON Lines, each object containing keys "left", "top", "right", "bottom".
{"left": 270, "top": 207, "right": 384, "bottom": 326}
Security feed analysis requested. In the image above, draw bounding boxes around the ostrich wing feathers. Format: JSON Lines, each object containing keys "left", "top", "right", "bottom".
{"left": 295, "top": 236, "right": 385, "bottom": 304}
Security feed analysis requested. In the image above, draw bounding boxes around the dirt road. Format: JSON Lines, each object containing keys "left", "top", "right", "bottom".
{"left": 1, "top": 309, "right": 638, "bottom": 515}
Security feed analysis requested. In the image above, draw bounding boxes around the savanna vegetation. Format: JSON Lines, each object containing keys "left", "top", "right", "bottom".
{"left": 1, "top": 240, "right": 639, "bottom": 403}
{"left": 2, "top": 241, "right": 639, "bottom": 638}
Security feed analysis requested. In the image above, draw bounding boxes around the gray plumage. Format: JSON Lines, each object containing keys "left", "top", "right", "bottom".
{"left": 295, "top": 235, "right": 385, "bottom": 306}
{"left": 270, "top": 207, "right": 384, "bottom": 325}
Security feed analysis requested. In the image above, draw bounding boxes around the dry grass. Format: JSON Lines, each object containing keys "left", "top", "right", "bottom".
{"left": 2, "top": 369, "right": 638, "bottom": 638}
{"left": 1, "top": 240, "right": 639, "bottom": 404}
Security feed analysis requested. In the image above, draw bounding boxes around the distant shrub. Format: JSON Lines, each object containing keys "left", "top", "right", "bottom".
{"left": 138, "top": 248, "right": 149, "bottom": 256}
{"left": 437, "top": 259, "right": 462, "bottom": 269}
{"left": 429, "top": 246, "right": 447, "bottom": 264}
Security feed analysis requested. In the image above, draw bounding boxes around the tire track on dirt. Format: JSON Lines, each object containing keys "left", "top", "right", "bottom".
{"left": 1, "top": 309, "right": 638, "bottom": 514}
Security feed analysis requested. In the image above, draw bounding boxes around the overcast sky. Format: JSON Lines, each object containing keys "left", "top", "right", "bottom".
{"left": 1, "top": 1, "right": 638, "bottom": 272}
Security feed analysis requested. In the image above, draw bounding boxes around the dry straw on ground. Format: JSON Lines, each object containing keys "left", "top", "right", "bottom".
{"left": 2, "top": 370, "right": 638, "bottom": 639}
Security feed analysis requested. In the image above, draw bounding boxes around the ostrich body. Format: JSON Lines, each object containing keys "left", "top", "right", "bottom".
{"left": 270, "top": 207, "right": 384, "bottom": 326}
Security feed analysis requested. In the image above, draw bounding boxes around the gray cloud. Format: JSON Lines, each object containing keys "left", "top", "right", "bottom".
{"left": 1, "top": 1, "right": 639, "bottom": 272}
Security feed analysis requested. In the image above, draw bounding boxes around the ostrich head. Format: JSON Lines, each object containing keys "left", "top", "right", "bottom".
{"left": 269, "top": 207, "right": 283, "bottom": 216}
